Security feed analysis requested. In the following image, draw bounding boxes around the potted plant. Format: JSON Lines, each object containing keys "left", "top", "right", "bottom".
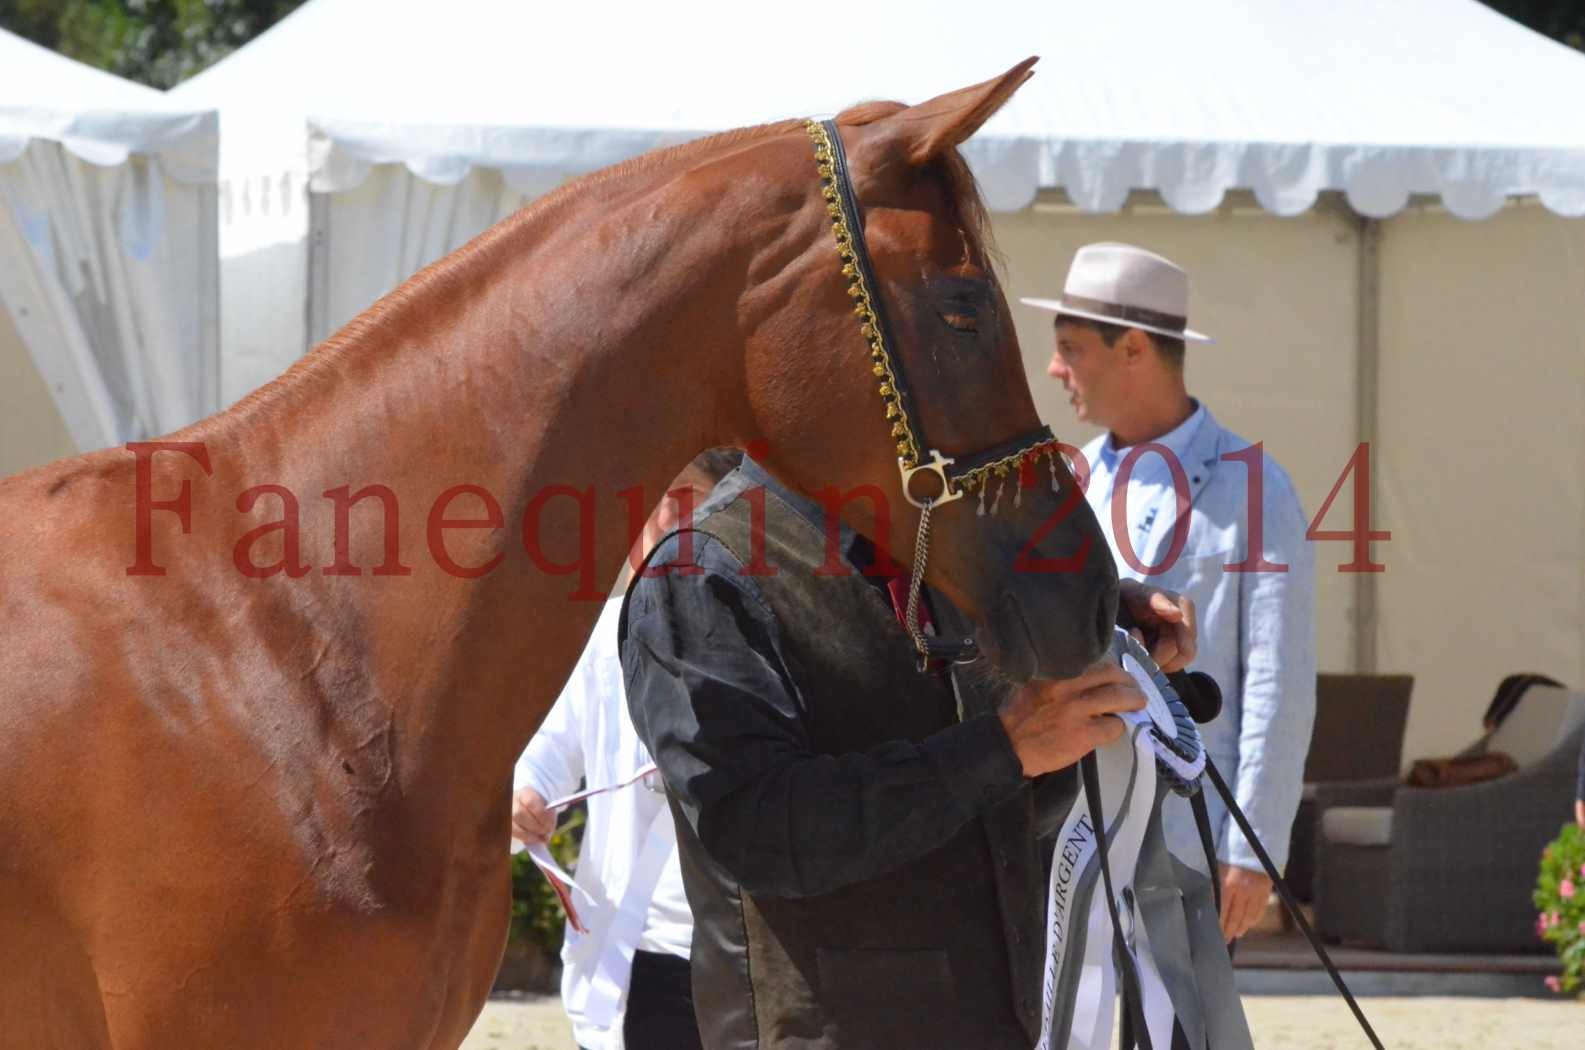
{"left": 1533, "top": 822, "right": 1585, "bottom": 996}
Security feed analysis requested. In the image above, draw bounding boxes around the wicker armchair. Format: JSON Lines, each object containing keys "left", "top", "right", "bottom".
{"left": 1314, "top": 686, "right": 1585, "bottom": 953}
{"left": 1285, "top": 674, "right": 1413, "bottom": 901}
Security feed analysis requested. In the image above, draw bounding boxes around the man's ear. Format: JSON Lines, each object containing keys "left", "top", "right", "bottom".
{"left": 856, "top": 57, "right": 1038, "bottom": 170}
{"left": 1120, "top": 328, "right": 1154, "bottom": 366}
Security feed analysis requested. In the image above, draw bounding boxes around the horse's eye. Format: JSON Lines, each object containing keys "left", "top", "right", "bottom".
{"left": 938, "top": 306, "right": 979, "bottom": 333}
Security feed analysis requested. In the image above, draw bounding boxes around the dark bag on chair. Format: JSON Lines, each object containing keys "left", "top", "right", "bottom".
{"left": 1403, "top": 752, "right": 1517, "bottom": 789}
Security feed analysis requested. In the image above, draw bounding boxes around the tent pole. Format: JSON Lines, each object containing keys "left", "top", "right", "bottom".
{"left": 1354, "top": 217, "right": 1381, "bottom": 673}
{"left": 306, "top": 191, "right": 330, "bottom": 351}
{"left": 198, "top": 181, "right": 221, "bottom": 414}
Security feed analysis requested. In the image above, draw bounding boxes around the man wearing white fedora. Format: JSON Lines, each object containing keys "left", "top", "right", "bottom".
{"left": 1023, "top": 242, "right": 1316, "bottom": 942}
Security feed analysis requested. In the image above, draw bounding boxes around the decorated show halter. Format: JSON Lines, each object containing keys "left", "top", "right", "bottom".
{"left": 806, "top": 118, "right": 1063, "bottom": 663}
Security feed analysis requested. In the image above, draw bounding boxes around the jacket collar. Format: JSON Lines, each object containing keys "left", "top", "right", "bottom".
{"left": 706, "top": 458, "right": 875, "bottom": 573}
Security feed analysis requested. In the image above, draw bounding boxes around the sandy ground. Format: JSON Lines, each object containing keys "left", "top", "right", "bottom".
{"left": 461, "top": 993, "right": 1583, "bottom": 1050}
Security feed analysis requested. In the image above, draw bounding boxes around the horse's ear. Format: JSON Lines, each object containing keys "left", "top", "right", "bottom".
{"left": 872, "top": 57, "right": 1038, "bottom": 167}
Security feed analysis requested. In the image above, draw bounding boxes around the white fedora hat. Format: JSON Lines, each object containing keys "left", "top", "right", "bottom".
{"left": 1020, "top": 242, "right": 1212, "bottom": 344}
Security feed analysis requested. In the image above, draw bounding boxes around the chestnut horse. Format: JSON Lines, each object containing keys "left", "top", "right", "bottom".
{"left": 0, "top": 60, "right": 1116, "bottom": 1048}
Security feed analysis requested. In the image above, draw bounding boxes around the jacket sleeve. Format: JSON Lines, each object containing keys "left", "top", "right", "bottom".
{"left": 1222, "top": 466, "right": 1316, "bottom": 873}
{"left": 622, "top": 532, "right": 1026, "bottom": 899}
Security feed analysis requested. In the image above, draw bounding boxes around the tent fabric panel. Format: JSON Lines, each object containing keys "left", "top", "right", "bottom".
{"left": 1375, "top": 202, "right": 1585, "bottom": 762}
{"left": 0, "top": 29, "right": 218, "bottom": 183}
{"left": 0, "top": 143, "right": 219, "bottom": 451}
{"left": 313, "top": 164, "right": 529, "bottom": 344}
{"left": 0, "top": 294, "right": 77, "bottom": 476}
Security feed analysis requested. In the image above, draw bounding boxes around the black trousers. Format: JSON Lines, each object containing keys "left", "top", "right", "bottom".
{"left": 621, "top": 949, "right": 703, "bottom": 1050}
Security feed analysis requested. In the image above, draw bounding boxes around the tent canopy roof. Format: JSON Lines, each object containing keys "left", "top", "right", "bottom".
{"left": 0, "top": 29, "right": 215, "bottom": 181}
{"left": 174, "top": 0, "right": 1585, "bottom": 218}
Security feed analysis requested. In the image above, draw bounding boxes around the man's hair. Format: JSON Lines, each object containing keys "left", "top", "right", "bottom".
{"left": 1071, "top": 316, "right": 1186, "bottom": 370}
{"left": 690, "top": 448, "right": 744, "bottom": 485}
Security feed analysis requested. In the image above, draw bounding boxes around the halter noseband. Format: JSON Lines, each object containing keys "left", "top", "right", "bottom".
{"left": 806, "top": 119, "right": 1064, "bottom": 666}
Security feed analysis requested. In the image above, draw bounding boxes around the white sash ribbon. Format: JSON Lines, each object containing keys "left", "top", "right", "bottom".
{"left": 1036, "top": 633, "right": 1190, "bottom": 1050}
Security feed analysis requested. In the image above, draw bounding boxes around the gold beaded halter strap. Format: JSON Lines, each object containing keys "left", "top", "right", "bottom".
{"left": 807, "top": 119, "right": 1067, "bottom": 666}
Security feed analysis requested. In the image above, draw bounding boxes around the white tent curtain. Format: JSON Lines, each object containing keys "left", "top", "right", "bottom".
{"left": 0, "top": 142, "right": 217, "bottom": 449}
{"left": 0, "top": 28, "right": 218, "bottom": 457}
{"left": 312, "top": 163, "right": 530, "bottom": 342}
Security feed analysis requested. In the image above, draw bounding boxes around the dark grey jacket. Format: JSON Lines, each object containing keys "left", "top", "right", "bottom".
{"left": 621, "top": 463, "right": 1073, "bottom": 1049}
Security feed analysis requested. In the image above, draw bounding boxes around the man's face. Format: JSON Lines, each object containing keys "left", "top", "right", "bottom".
{"left": 1047, "top": 320, "right": 1124, "bottom": 427}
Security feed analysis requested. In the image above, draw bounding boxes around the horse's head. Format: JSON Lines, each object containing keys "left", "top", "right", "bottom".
{"left": 739, "top": 58, "right": 1118, "bottom": 682}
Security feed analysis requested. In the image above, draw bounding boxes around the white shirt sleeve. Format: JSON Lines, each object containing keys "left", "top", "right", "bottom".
{"left": 515, "top": 666, "right": 590, "bottom": 803}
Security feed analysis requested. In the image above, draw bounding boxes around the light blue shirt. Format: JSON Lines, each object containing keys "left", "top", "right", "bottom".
{"left": 1081, "top": 405, "right": 1316, "bottom": 873}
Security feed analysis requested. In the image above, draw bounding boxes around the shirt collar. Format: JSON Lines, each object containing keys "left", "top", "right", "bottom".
{"left": 1100, "top": 399, "right": 1206, "bottom": 471}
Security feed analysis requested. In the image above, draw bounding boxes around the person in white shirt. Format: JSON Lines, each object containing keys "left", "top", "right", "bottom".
{"left": 1023, "top": 243, "right": 1316, "bottom": 943}
{"left": 511, "top": 451, "right": 738, "bottom": 1050}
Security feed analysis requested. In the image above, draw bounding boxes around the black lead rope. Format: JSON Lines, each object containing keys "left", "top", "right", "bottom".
{"left": 1189, "top": 791, "right": 1222, "bottom": 916}
{"left": 1202, "top": 758, "right": 1387, "bottom": 1050}
{"left": 1081, "top": 752, "right": 1154, "bottom": 1050}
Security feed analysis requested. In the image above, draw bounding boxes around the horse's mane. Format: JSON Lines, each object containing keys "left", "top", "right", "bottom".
{"left": 200, "top": 102, "right": 993, "bottom": 441}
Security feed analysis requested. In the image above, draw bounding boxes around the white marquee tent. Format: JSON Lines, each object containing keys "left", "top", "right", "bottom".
{"left": 170, "top": 0, "right": 1585, "bottom": 760}
{"left": 0, "top": 29, "right": 218, "bottom": 472}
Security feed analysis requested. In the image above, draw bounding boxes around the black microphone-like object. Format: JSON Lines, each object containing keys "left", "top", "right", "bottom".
{"left": 1171, "top": 670, "right": 1222, "bottom": 725}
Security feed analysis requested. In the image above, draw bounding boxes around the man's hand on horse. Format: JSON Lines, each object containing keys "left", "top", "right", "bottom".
{"left": 998, "top": 665, "right": 1148, "bottom": 778}
{"left": 1218, "top": 863, "right": 1272, "bottom": 942}
{"left": 1118, "top": 580, "right": 1197, "bottom": 673}
{"left": 511, "top": 787, "right": 556, "bottom": 847}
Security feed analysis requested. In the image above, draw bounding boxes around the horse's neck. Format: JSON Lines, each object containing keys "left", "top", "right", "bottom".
{"left": 213, "top": 169, "right": 754, "bottom": 793}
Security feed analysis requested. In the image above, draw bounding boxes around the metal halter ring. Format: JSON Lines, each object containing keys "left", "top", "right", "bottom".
{"left": 898, "top": 450, "right": 967, "bottom": 510}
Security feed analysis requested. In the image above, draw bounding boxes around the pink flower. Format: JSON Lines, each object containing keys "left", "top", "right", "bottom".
{"left": 1547, "top": 911, "right": 1562, "bottom": 930}
{"left": 1578, "top": 919, "right": 1585, "bottom": 936}
{"left": 1545, "top": 975, "right": 1562, "bottom": 993}
{"left": 1579, "top": 862, "right": 1585, "bottom": 880}
{"left": 1537, "top": 913, "right": 1549, "bottom": 937}
{"left": 1562, "top": 879, "right": 1577, "bottom": 900}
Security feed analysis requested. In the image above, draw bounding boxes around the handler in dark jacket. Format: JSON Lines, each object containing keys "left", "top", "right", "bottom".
{"left": 621, "top": 458, "right": 1195, "bottom": 1050}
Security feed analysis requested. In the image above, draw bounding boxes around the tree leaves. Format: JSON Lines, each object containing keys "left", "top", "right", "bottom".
{"left": 0, "top": 0, "right": 308, "bottom": 88}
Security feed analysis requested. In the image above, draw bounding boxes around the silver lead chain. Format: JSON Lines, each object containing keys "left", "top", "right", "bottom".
{"left": 904, "top": 497, "right": 934, "bottom": 656}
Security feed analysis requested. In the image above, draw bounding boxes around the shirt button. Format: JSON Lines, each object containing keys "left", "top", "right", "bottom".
{"left": 1012, "top": 927, "right": 1024, "bottom": 945}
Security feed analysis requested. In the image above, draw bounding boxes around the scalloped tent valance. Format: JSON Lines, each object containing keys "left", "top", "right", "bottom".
{"left": 177, "top": 0, "right": 1585, "bottom": 220}
{"left": 0, "top": 29, "right": 216, "bottom": 183}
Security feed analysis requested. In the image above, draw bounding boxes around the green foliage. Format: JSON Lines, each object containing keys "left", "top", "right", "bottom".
{"left": 1533, "top": 822, "right": 1585, "bottom": 995}
{"left": 0, "top": 0, "right": 308, "bottom": 88}
{"left": 510, "top": 806, "right": 586, "bottom": 956}
{"left": 1482, "top": 1, "right": 1585, "bottom": 49}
